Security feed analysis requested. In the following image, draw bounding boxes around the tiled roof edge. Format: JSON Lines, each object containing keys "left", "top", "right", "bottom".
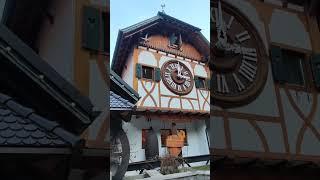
{"left": 0, "top": 93, "right": 83, "bottom": 147}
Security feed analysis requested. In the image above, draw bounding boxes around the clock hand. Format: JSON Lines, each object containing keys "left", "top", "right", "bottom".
{"left": 179, "top": 75, "right": 190, "bottom": 80}
{"left": 215, "top": 0, "right": 228, "bottom": 50}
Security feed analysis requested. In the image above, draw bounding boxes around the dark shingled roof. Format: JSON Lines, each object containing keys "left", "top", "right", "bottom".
{"left": 0, "top": 93, "right": 83, "bottom": 147}
{"left": 110, "top": 91, "right": 135, "bottom": 111}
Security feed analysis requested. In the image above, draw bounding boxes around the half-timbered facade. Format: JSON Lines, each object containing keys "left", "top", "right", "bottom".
{"left": 211, "top": 0, "right": 320, "bottom": 178}
{"left": 0, "top": 0, "right": 109, "bottom": 179}
{"left": 112, "top": 12, "right": 210, "bottom": 165}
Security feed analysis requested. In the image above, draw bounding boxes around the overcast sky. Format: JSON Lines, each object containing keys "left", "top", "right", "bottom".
{"left": 110, "top": 0, "right": 210, "bottom": 63}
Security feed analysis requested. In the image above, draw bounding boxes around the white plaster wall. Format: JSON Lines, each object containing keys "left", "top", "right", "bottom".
{"left": 181, "top": 99, "right": 193, "bottom": 110}
{"left": 138, "top": 50, "right": 157, "bottom": 66}
{"left": 122, "top": 49, "right": 134, "bottom": 87}
{"left": 288, "top": 90, "right": 313, "bottom": 117}
{"left": 280, "top": 89, "right": 303, "bottom": 154}
{"left": 257, "top": 121, "right": 285, "bottom": 153}
{"left": 194, "top": 64, "right": 208, "bottom": 78}
{"left": 280, "top": 90, "right": 320, "bottom": 156}
{"left": 122, "top": 116, "right": 209, "bottom": 163}
{"left": 198, "top": 90, "right": 210, "bottom": 111}
{"left": 269, "top": 9, "right": 311, "bottom": 50}
{"left": 37, "top": 0, "right": 75, "bottom": 84}
{"left": 211, "top": 116, "right": 225, "bottom": 149}
{"left": 191, "top": 100, "right": 200, "bottom": 111}
{"left": 229, "top": 118, "right": 264, "bottom": 152}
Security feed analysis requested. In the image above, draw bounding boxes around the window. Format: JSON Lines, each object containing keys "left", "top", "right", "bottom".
{"left": 142, "top": 66, "right": 154, "bottom": 80}
{"left": 271, "top": 46, "right": 307, "bottom": 86}
{"left": 198, "top": 77, "right": 207, "bottom": 89}
{"left": 195, "top": 76, "right": 208, "bottom": 89}
{"left": 82, "top": 6, "right": 108, "bottom": 52}
{"left": 281, "top": 49, "right": 305, "bottom": 85}
{"left": 160, "top": 129, "right": 188, "bottom": 147}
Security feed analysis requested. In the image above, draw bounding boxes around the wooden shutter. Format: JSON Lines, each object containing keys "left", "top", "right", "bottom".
{"left": 194, "top": 76, "right": 200, "bottom": 88}
{"left": 136, "top": 63, "right": 142, "bottom": 79}
{"left": 311, "top": 54, "right": 320, "bottom": 88}
{"left": 270, "top": 46, "right": 286, "bottom": 83}
{"left": 82, "top": 6, "right": 101, "bottom": 51}
{"left": 155, "top": 68, "right": 161, "bottom": 82}
{"left": 206, "top": 78, "right": 211, "bottom": 90}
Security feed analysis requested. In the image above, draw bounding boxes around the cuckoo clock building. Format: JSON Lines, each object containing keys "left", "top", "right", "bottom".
{"left": 112, "top": 12, "right": 210, "bottom": 166}
{"left": 211, "top": 0, "right": 320, "bottom": 179}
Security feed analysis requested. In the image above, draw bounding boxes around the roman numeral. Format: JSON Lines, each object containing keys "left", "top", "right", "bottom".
{"left": 177, "top": 85, "right": 182, "bottom": 91}
{"left": 232, "top": 73, "right": 245, "bottom": 92}
{"left": 227, "top": 16, "right": 234, "bottom": 29}
{"left": 216, "top": 74, "right": 230, "bottom": 93}
{"left": 239, "top": 60, "right": 257, "bottom": 82}
{"left": 184, "top": 80, "right": 190, "bottom": 88}
{"left": 183, "top": 84, "right": 187, "bottom": 90}
{"left": 183, "top": 71, "right": 189, "bottom": 76}
{"left": 164, "top": 71, "right": 171, "bottom": 77}
{"left": 236, "top": 31, "right": 250, "bottom": 43}
{"left": 166, "top": 76, "right": 173, "bottom": 85}
{"left": 243, "top": 48, "right": 257, "bottom": 62}
{"left": 171, "top": 82, "right": 177, "bottom": 89}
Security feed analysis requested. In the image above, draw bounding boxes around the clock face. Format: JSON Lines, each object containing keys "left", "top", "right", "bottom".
{"left": 210, "top": 1, "right": 268, "bottom": 108}
{"left": 161, "top": 60, "right": 194, "bottom": 95}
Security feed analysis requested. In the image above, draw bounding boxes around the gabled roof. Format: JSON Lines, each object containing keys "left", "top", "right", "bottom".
{"left": 0, "top": 24, "right": 93, "bottom": 135}
{"left": 111, "top": 12, "right": 210, "bottom": 75}
{"left": 0, "top": 93, "right": 83, "bottom": 148}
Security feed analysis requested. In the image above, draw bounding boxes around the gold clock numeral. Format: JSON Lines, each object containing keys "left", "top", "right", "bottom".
{"left": 239, "top": 60, "right": 257, "bottom": 82}
{"left": 232, "top": 73, "right": 245, "bottom": 92}
{"left": 177, "top": 85, "right": 182, "bottom": 91}
{"left": 216, "top": 74, "right": 230, "bottom": 93}
{"left": 236, "top": 31, "right": 250, "bottom": 43}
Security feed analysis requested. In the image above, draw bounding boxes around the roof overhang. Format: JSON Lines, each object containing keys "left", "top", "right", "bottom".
{"left": 111, "top": 12, "right": 210, "bottom": 75}
{"left": 0, "top": 24, "right": 94, "bottom": 135}
{"left": 135, "top": 108, "right": 209, "bottom": 122}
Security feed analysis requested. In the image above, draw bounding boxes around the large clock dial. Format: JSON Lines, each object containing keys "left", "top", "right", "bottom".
{"left": 161, "top": 60, "right": 194, "bottom": 95}
{"left": 210, "top": 0, "right": 268, "bottom": 108}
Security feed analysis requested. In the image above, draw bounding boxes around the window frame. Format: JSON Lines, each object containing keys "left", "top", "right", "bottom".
{"left": 281, "top": 49, "right": 306, "bottom": 86}
{"left": 271, "top": 44, "right": 313, "bottom": 92}
{"left": 195, "top": 76, "right": 209, "bottom": 90}
{"left": 141, "top": 65, "right": 155, "bottom": 81}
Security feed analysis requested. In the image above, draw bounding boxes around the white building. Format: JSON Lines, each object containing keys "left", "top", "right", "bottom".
{"left": 111, "top": 12, "right": 210, "bottom": 166}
